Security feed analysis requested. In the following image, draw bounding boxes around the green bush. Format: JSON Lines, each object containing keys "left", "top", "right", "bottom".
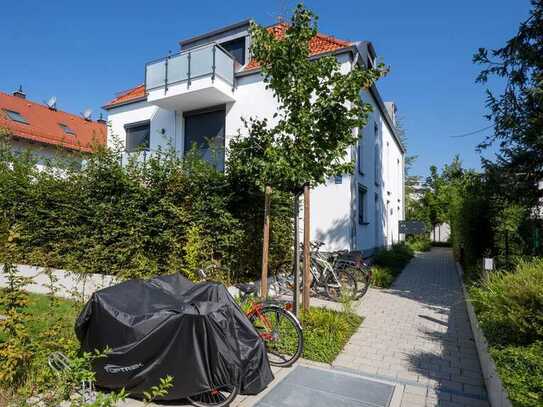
{"left": 373, "top": 243, "right": 414, "bottom": 271}
{"left": 299, "top": 307, "right": 363, "bottom": 363}
{"left": 469, "top": 259, "right": 543, "bottom": 347}
{"left": 370, "top": 243, "right": 414, "bottom": 288}
{"left": 431, "top": 241, "right": 451, "bottom": 247}
{"left": 0, "top": 136, "right": 293, "bottom": 282}
{"left": 370, "top": 265, "right": 394, "bottom": 288}
{"left": 491, "top": 342, "right": 543, "bottom": 407}
{"left": 406, "top": 236, "right": 431, "bottom": 252}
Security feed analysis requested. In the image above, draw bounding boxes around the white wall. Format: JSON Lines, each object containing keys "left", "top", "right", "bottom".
{"left": 106, "top": 51, "right": 405, "bottom": 255}
{"left": 10, "top": 138, "right": 84, "bottom": 172}
{"left": 107, "top": 101, "right": 180, "bottom": 156}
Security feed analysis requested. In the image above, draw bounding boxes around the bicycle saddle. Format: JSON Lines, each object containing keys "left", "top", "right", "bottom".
{"left": 235, "top": 283, "right": 257, "bottom": 295}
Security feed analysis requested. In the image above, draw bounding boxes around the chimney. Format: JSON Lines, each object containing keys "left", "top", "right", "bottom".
{"left": 13, "top": 85, "right": 26, "bottom": 99}
{"left": 97, "top": 113, "right": 107, "bottom": 124}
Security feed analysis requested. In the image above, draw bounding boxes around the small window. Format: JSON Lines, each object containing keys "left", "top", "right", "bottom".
{"left": 374, "top": 144, "right": 380, "bottom": 185}
{"left": 334, "top": 175, "right": 342, "bottom": 184}
{"left": 358, "top": 129, "right": 364, "bottom": 175}
{"left": 59, "top": 123, "right": 76, "bottom": 136}
{"left": 374, "top": 122, "right": 378, "bottom": 136}
{"left": 3, "top": 109, "right": 28, "bottom": 124}
{"left": 125, "top": 121, "right": 150, "bottom": 152}
{"left": 358, "top": 185, "right": 367, "bottom": 224}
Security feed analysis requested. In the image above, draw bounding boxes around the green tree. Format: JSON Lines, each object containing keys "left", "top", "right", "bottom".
{"left": 474, "top": 0, "right": 543, "bottom": 206}
{"left": 229, "top": 4, "right": 385, "bottom": 191}
{"left": 228, "top": 4, "right": 386, "bottom": 309}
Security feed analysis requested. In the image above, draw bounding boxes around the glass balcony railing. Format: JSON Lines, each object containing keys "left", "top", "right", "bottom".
{"left": 145, "top": 43, "right": 235, "bottom": 92}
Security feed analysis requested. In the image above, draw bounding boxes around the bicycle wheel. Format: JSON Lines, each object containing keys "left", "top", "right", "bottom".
{"left": 187, "top": 383, "right": 239, "bottom": 407}
{"left": 339, "top": 270, "right": 358, "bottom": 300}
{"left": 250, "top": 305, "right": 303, "bottom": 367}
{"left": 324, "top": 271, "right": 357, "bottom": 301}
{"left": 355, "top": 266, "right": 372, "bottom": 298}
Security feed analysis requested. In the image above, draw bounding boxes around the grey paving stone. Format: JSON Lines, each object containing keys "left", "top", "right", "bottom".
{"left": 332, "top": 248, "right": 488, "bottom": 405}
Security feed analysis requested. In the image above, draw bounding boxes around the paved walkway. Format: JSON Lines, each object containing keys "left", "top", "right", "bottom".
{"left": 333, "top": 248, "right": 488, "bottom": 407}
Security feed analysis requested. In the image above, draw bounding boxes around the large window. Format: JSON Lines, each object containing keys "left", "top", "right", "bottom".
{"left": 125, "top": 121, "right": 150, "bottom": 152}
{"left": 220, "top": 37, "right": 246, "bottom": 66}
{"left": 184, "top": 106, "right": 225, "bottom": 171}
{"left": 358, "top": 185, "right": 368, "bottom": 225}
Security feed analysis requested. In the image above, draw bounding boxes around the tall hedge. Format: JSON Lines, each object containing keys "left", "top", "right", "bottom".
{"left": 0, "top": 135, "right": 292, "bottom": 282}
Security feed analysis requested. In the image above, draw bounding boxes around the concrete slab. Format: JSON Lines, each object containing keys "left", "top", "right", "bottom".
{"left": 254, "top": 366, "right": 395, "bottom": 407}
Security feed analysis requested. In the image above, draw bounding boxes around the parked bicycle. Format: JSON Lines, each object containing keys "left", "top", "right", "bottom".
{"left": 307, "top": 241, "right": 358, "bottom": 300}
{"left": 332, "top": 249, "right": 372, "bottom": 298}
{"left": 198, "top": 265, "right": 304, "bottom": 368}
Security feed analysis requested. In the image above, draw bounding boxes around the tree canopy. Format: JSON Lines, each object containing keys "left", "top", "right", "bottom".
{"left": 228, "top": 4, "right": 386, "bottom": 193}
{"left": 474, "top": 0, "right": 543, "bottom": 204}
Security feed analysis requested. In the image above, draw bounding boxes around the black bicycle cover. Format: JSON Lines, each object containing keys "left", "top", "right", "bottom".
{"left": 75, "top": 273, "right": 274, "bottom": 400}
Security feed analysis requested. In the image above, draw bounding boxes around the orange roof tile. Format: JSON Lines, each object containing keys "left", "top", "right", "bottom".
{"left": 244, "top": 22, "right": 352, "bottom": 70}
{"left": 103, "top": 84, "right": 146, "bottom": 109}
{"left": 0, "top": 91, "right": 106, "bottom": 153}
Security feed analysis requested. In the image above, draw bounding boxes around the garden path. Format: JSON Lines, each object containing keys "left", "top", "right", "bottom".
{"left": 333, "top": 248, "right": 489, "bottom": 407}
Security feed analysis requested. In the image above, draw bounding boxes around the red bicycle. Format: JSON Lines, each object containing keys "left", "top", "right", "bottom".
{"left": 236, "top": 282, "right": 303, "bottom": 367}
{"left": 198, "top": 266, "right": 303, "bottom": 368}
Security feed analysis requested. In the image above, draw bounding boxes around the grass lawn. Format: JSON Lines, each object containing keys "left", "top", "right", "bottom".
{"left": 0, "top": 291, "right": 80, "bottom": 342}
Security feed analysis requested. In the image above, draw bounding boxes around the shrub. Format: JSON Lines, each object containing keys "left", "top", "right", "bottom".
{"left": 373, "top": 243, "right": 414, "bottom": 271}
{"left": 469, "top": 259, "right": 543, "bottom": 347}
{"left": 406, "top": 236, "right": 431, "bottom": 252}
{"left": 370, "top": 265, "right": 394, "bottom": 288}
{"left": 491, "top": 342, "right": 543, "bottom": 407}
{"left": 0, "top": 137, "right": 293, "bottom": 282}
{"left": 299, "top": 307, "right": 363, "bottom": 363}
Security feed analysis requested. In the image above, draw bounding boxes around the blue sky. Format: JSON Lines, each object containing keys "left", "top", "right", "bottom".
{"left": 0, "top": 0, "right": 530, "bottom": 177}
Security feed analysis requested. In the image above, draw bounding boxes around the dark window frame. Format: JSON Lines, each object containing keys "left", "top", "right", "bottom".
{"left": 3, "top": 109, "right": 29, "bottom": 124}
{"left": 183, "top": 105, "right": 226, "bottom": 171}
{"left": 124, "top": 120, "right": 150, "bottom": 153}
{"left": 59, "top": 123, "right": 76, "bottom": 136}
{"left": 358, "top": 184, "right": 368, "bottom": 225}
{"left": 358, "top": 128, "right": 364, "bottom": 175}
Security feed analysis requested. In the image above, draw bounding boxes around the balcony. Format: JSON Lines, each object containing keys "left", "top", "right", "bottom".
{"left": 145, "top": 43, "right": 236, "bottom": 111}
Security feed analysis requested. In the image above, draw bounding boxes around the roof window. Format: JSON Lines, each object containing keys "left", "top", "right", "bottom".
{"left": 3, "top": 109, "right": 29, "bottom": 124}
{"left": 59, "top": 123, "right": 76, "bottom": 136}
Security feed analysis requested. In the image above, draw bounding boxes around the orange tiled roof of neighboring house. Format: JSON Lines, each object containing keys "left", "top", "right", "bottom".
{"left": 244, "top": 22, "right": 352, "bottom": 70}
{"left": 0, "top": 91, "right": 106, "bottom": 153}
{"left": 103, "top": 84, "right": 146, "bottom": 110}
{"left": 104, "top": 23, "right": 352, "bottom": 109}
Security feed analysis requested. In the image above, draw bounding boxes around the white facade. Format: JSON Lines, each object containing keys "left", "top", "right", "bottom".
{"left": 105, "top": 22, "right": 405, "bottom": 256}
{"left": 9, "top": 138, "right": 84, "bottom": 172}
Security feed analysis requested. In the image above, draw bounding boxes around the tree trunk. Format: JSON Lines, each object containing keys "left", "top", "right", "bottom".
{"left": 293, "top": 192, "right": 301, "bottom": 317}
{"left": 260, "top": 186, "right": 272, "bottom": 300}
{"left": 303, "top": 183, "right": 311, "bottom": 311}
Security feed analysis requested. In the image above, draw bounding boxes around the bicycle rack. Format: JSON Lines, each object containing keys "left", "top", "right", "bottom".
{"left": 48, "top": 351, "right": 96, "bottom": 404}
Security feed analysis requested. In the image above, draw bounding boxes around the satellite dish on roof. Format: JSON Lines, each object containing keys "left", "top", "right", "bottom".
{"left": 82, "top": 108, "right": 93, "bottom": 121}
{"left": 47, "top": 96, "right": 57, "bottom": 110}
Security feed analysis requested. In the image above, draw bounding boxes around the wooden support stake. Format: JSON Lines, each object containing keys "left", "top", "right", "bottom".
{"left": 303, "top": 183, "right": 311, "bottom": 311}
{"left": 260, "top": 186, "right": 272, "bottom": 299}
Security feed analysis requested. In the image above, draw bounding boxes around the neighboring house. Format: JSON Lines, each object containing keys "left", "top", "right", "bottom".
{"left": 0, "top": 88, "right": 106, "bottom": 170}
{"left": 104, "top": 20, "right": 405, "bottom": 254}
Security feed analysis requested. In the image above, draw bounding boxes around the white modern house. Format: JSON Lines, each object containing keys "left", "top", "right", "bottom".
{"left": 104, "top": 20, "right": 405, "bottom": 255}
